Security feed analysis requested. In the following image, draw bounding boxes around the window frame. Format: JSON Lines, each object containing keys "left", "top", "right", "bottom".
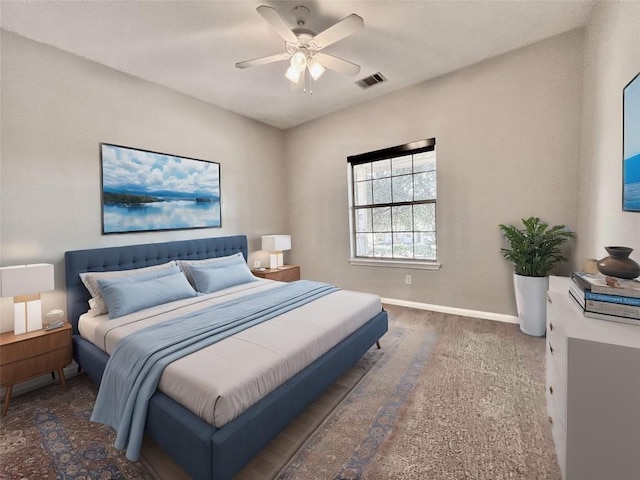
{"left": 347, "top": 138, "right": 440, "bottom": 270}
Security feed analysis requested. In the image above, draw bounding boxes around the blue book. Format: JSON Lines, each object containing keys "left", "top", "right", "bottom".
{"left": 569, "top": 292, "right": 640, "bottom": 325}
{"left": 584, "top": 290, "right": 640, "bottom": 306}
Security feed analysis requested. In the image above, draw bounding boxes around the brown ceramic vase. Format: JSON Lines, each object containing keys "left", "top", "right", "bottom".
{"left": 596, "top": 246, "right": 640, "bottom": 279}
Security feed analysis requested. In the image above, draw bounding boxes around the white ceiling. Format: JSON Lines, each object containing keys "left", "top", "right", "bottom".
{"left": 1, "top": 0, "right": 595, "bottom": 130}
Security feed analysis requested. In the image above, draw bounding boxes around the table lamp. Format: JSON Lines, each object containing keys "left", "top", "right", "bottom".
{"left": 261, "top": 235, "right": 291, "bottom": 269}
{"left": 0, "top": 264, "right": 55, "bottom": 334}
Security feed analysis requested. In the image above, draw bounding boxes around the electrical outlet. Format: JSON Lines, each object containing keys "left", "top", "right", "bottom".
{"left": 405, "top": 275, "right": 412, "bottom": 285}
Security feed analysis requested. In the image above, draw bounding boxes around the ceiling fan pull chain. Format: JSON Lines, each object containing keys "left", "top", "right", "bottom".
{"left": 305, "top": 68, "right": 313, "bottom": 95}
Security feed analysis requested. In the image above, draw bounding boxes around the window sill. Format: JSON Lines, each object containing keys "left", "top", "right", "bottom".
{"left": 348, "top": 258, "right": 441, "bottom": 270}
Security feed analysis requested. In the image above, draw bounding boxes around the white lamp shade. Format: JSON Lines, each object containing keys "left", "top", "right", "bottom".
{"left": 261, "top": 235, "right": 291, "bottom": 252}
{"left": 285, "top": 65, "right": 302, "bottom": 83}
{"left": 0, "top": 264, "right": 55, "bottom": 297}
{"left": 290, "top": 50, "right": 307, "bottom": 70}
{"left": 308, "top": 59, "right": 325, "bottom": 81}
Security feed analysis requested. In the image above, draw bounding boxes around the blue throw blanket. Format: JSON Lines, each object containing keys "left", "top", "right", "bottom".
{"left": 91, "top": 280, "right": 338, "bottom": 460}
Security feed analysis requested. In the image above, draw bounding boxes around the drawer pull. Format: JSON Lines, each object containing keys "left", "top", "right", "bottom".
{"left": 549, "top": 322, "right": 553, "bottom": 331}
{"left": 549, "top": 386, "right": 554, "bottom": 395}
{"left": 547, "top": 294, "right": 552, "bottom": 304}
{"left": 548, "top": 416, "right": 553, "bottom": 425}
{"left": 549, "top": 342, "right": 554, "bottom": 354}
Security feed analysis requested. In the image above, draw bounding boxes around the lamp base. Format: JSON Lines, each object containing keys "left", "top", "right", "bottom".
{"left": 269, "top": 254, "right": 278, "bottom": 270}
{"left": 14, "top": 294, "right": 43, "bottom": 335}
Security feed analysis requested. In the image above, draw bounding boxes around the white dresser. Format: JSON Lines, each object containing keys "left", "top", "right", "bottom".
{"left": 546, "top": 278, "right": 640, "bottom": 480}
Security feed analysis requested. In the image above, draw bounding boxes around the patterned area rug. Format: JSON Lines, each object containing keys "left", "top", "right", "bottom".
{"left": 0, "top": 306, "right": 560, "bottom": 480}
{"left": 0, "top": 375, "right": 154, "bottom": 480}
{"left": 278, "top": 305, "right": 560, "bottom": 480}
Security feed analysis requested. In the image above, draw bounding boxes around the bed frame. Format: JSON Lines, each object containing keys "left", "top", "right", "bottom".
{"left": 65, "top": 235, "right": 388, "bottom": 480}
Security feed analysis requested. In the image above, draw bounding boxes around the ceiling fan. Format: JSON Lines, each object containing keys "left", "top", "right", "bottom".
{"left": 236, "top": 5, "right": 364, "bottom": 91}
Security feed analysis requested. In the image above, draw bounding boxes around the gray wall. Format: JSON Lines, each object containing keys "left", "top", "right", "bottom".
{"left": 284, "top": 30, "right": 584, "bottom": 316}
{"left": 577, "top": 1, "right": 640, "bottom": 262}
{"left": 0, "top": 31, "right": 287, "bottom": 332}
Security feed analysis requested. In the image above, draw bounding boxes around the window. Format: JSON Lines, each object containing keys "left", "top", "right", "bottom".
{"left": 348, "top": 139, "right": 437, "bottom": 267}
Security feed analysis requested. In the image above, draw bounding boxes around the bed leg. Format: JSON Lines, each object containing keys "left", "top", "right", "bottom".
{"left": 376, "top": 341, "right": 381, "bottom": 349}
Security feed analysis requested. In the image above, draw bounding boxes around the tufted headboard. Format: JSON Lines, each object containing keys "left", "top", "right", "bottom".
{"left": 64, "top": 235, "right": 248, "bottom": 334}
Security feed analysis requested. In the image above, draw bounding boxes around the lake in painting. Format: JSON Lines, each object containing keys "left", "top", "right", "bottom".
{"left": 103, "top": 199, "right": 221, "bottom": 233}
{"left": 101, "top": 144, "right": 221, "bottom": 233}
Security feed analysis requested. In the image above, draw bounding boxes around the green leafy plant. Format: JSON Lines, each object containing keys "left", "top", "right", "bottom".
{"left": 499, "top": 217, "right": 574, "bottom": 277}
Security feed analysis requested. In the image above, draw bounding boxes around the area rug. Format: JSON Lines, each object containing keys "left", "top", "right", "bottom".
{"left": 277, "top": 305, "right": 561, "bottom": 480}
{"left": 0, "top": 306, "right": 560, "bottom": 480}
{"left": 0, "top": 375, "right": 155, "bottom": 480}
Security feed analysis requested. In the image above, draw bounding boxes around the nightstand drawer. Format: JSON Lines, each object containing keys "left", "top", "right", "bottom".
{"left": 253, "top": 265, "right": 300, "bottom": 282}
{"left": 0, "top": 328, "right": 71, "bottom": 365}
{"left": 0, "top": 347, "right": 71, "bottom": 385}
{"left": 0, "top": 324, "right": 73, "bottom": 416}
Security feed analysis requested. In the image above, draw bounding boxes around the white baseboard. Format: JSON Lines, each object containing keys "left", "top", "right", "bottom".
{"left": 381, "top": 297, "right": 519, "bottom": 324}
{"left": 0, "top": 361, "right": 80, "bottom": 399}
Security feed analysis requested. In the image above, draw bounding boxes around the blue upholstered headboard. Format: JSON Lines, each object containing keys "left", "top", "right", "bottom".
{"left": 64, "top": 235, "right": 248, "bottom": 334}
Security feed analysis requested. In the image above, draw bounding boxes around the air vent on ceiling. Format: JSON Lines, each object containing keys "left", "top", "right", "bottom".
{"left": 355, "top": 72, "right": 387, "bottom": 89}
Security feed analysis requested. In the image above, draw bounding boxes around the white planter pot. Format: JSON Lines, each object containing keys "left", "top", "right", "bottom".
{"left": 513, "top": 274, "right": 549, "bottom": 336}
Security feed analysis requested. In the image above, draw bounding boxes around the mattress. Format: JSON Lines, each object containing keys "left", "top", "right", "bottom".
{"left": 79, "top": 279, "right": 381, "bottom": 428}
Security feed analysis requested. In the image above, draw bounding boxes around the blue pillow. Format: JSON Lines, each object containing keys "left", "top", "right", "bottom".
{"left": 97, "top": 271, "right": 197, "bottom": 319}
{"left": 189, "top": 262, "right": 257, "bottom": 294}
{"left": 179, "top": 253, "right": 245, "bottom": 287}
{"left": 81, "top": 262, "right": 180, "bottom": 315}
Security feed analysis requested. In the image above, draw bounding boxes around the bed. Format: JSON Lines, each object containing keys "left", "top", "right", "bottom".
{"left": 65, "top": 235, "right": 388, "bottom": 480}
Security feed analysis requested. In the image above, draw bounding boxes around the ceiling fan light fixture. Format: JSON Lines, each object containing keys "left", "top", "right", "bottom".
{"left": 237, "top": 5, "right": 364, "bottom": 92}
{"left": 290, "top": 49, "right": 308, "bottom": 71}
{"left": 285, "top": 64, "right": 302, "bottom": 83}
{"left": 308, "top": 59, "right": 325, "bottom": 80}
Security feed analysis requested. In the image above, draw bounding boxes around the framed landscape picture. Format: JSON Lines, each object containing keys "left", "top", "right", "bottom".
{"left": 623, "top": 72, "right": 640, "bottom": 212}
{"left": 100, "top": 143, "right": 221, "bottom": 234}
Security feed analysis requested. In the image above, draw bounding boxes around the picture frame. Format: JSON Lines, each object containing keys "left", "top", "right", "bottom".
{"left": 623, "top": 72, "right": 640, "bottom": 212}
{"left": 100, "top": 143, "right": 221, "bottom": 234}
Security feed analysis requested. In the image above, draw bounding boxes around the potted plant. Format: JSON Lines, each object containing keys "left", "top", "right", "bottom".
{"left": 499, "top": 217, "right": 574, "bottom": 336}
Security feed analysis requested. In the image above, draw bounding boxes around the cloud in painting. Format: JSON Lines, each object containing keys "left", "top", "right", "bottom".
{"left": 101, "top": 144, "right": 220, "bottom": 197}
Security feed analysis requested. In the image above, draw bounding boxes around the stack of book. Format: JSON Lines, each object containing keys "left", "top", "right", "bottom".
{"left": 569, "top": 272, "right": 640, "bottom": 325}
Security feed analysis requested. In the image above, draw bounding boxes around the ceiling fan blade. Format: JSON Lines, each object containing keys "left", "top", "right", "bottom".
{"left": 256, "top": 5, "right": 298, "bottom": 44}
{"left": 236, "top": 52, "right": 290, "bottom": 69}
{"left": 311, "top": 14, "right": 364, "bottom": 49}
{"left": 316, "top": 53, "right": 361, "bottom": 77}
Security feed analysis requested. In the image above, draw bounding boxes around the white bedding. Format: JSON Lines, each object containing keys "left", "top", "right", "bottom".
{"left": 79, "top": 279, "right": 382, "bottom": 428}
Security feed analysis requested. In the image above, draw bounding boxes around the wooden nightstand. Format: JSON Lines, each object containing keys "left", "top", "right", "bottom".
{"left": 253, "top": 265, "right": 300, "bottom": 282}
{"left": 0, "top": 323, "right": 72, "bottom": 416}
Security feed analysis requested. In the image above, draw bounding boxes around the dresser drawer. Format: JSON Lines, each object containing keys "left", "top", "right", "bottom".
{"left": 546, "top": 352, "right": 567, "bottom": 430}
{"left": 0, "top": 328, "right": 71, "bottom": 365}
{"left": 0, "top": 346, "right": 71, "bottom": 385}
{"left": 548, "top": 399, "right": 567, "bottom": 479}
{"left": 546, "top": 303, "right": 567, "bottom": 386}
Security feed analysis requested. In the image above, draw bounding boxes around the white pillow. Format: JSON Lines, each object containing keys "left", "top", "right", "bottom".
{"left": 80, "top": 261, "right": 178, "bottom": 314}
